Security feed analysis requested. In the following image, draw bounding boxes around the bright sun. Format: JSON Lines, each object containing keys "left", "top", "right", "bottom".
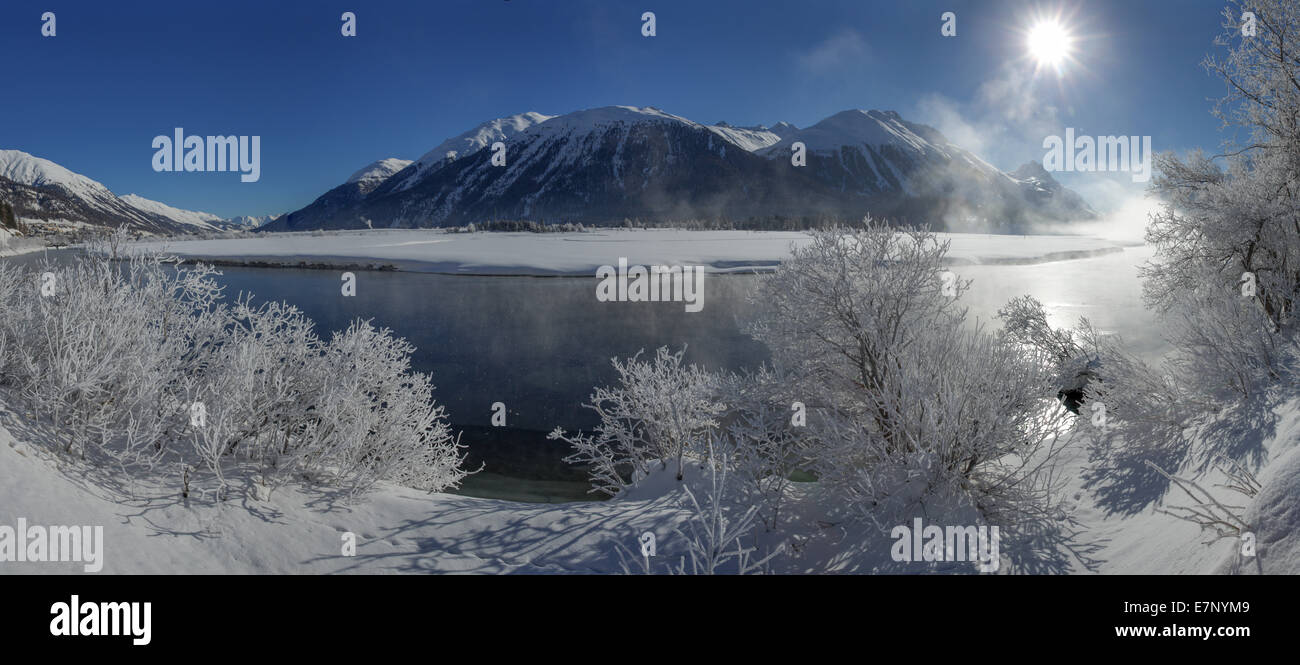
{"left": 1026, "top": 20, "right": 1072, "bottom": 67}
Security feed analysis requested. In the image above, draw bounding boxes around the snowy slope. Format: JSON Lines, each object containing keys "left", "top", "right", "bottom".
{"left": 388, "top": 112, "right": 555, "bottom": 192}
{"left": 0, "top": 403, "right": 687, "bottom": 574}
{"left": 346, "top": 158, "right": 413, "bottom": 190}
{"left": 121, "top": 194, "right": 222, "bottom": 230}
{"left": 706, "top": 122, "right": 785, "bottom": 151}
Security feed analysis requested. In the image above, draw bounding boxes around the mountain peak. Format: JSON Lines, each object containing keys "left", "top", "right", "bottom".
{"left": 1010, "top": 160, "right": 1051, "bottom": 180}
{"left": 535, "top": 106, "right": 696, "bottom": 133}
{"left": 763, "top": 108, "right": 948, "bottom": 157}
{"left": 768, "top": 121, "right": 799, "bottom": 138}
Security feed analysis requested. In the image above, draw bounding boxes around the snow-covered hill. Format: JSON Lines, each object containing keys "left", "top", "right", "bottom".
{"left": 0, "top": 149, "right": 118, "bottom": 204}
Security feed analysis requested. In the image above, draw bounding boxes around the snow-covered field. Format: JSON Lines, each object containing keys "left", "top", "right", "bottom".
{"left": 130, "top": 228, "right": 1131, "bottom": 275}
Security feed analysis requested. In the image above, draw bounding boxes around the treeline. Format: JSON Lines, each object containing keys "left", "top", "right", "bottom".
{"left": 611, "top": 215, "right": 877, "bottom": 231}
{"left": 440, "top": 215, "right": 880, "bottom": 233}
{"left": 446, "top": 219, "right": 590, "bottom": 233}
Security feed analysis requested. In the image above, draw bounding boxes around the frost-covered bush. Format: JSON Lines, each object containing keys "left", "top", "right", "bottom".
{"left": 715, "top": 366, "right": 804, "bottom": 532}
{"left": 617, "top": 441, "right": 781, "bottom": 575}
{"left": 313, "top": 320, "right": 464, "bottom": 493}
{"left": 0, "top": 247, "right": 467, "bottom": 498}
{"left": 549, "top": 346, "right": 725, "bottom": 495}
{"left": 998, "top": 295, "right": 1084, "bottom": 365}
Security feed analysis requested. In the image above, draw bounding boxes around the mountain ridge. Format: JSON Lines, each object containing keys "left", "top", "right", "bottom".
{"left": 263, "top": 105, "right": 1096, "bottom": 232}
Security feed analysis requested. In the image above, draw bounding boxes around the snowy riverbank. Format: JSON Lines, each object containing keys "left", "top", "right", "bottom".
{"left": 128, "top": 229, "right": 1131, "bottom": 275}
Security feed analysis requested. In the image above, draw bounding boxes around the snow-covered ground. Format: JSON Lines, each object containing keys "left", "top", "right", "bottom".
{"left": 129, "top": 229, "right": 1130, "bottom": 275}
{"left": 0, "top": 227, "right": 45, "bottom": 257}
{"left": 0, "top": 405, "right": 686, "bottom": 574}
{"left": 2, "top": 389, "right": 1292, "bottom": 574}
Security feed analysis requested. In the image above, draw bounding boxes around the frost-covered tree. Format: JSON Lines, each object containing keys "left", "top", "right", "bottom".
{"left": 1143, "top": 0, "right": 1300, "bottom": 396}
{"left": 1060, "top": 1, "right": 1300, "bottom": 514}
{"left": 746, "top": 221, "right": 1072, "bottom": 526}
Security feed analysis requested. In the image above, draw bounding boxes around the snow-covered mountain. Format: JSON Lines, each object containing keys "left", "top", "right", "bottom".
{"left": 260, "top": 155, "right": 422, "bottom": 232}
{"left": 122, "top": 193, "right": 283, "bottom": 232}
{"left": 753, "top": 109, "right": 1096, "bottom": 229}
{"left": 0, "top": 149, "right": 188, "bottom": 233}
{"left": 266, "top": 106, "right": 846, "bottom": 230}
{"left": 0, "top": 149, "right": 290, "bottom": 234}
{"left": 264, "top": 105, "right": 1097, "bottom": 232}
{"left": 1007, "top": 160, "right": 1097, "bottom": 221}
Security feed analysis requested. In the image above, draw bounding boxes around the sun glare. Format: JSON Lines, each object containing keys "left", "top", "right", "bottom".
{"left": 1027, "top": 19, "right": 1072, "bottom": 68}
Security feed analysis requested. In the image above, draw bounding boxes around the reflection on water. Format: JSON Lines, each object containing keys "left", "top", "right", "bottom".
{"left": 958, "top": 245, "right": 1169, "bottom": 364}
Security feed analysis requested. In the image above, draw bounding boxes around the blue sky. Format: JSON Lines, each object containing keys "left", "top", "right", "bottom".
{"left": 2, "top": 0, "right": 1237, "bottom": 218}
